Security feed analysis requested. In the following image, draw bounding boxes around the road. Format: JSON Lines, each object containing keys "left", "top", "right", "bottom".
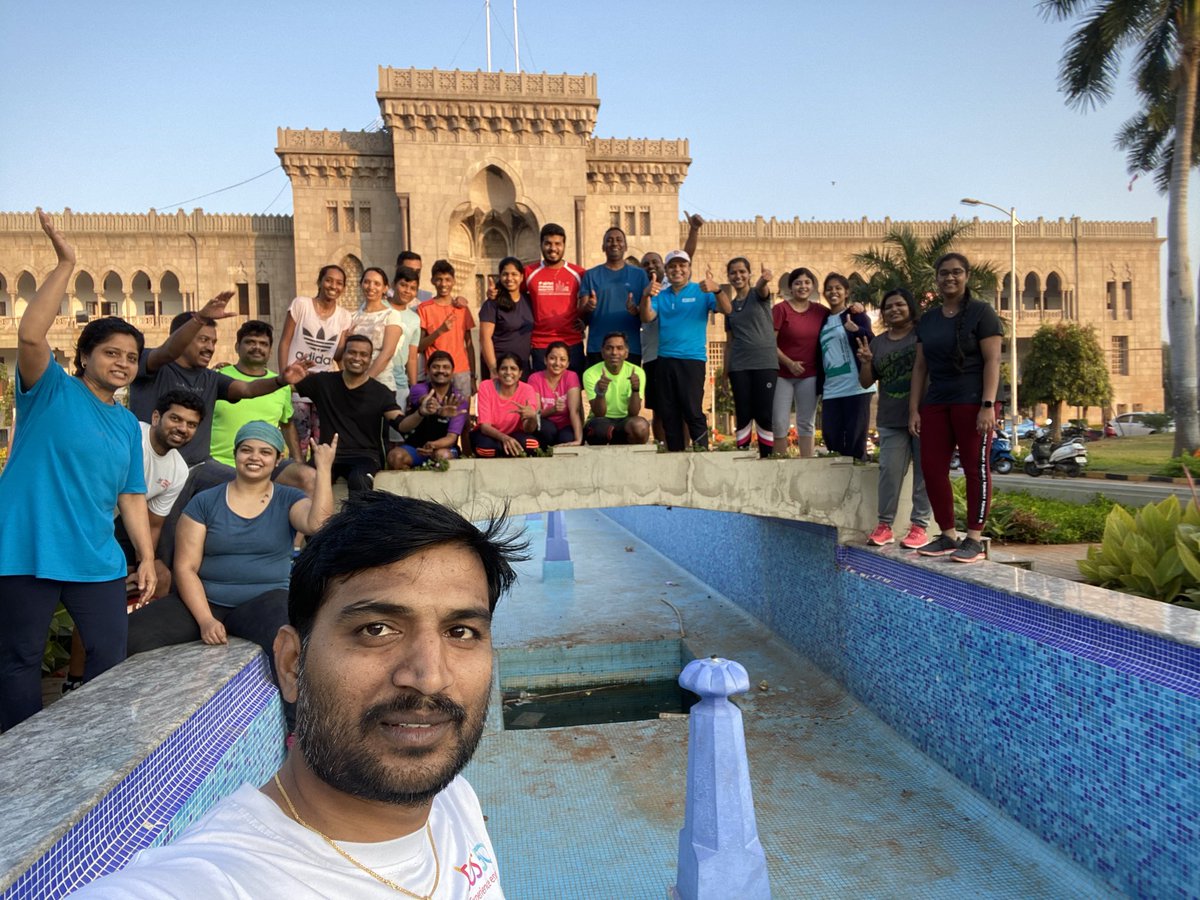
{"left": 955, "top": 471, "right": 1195, "bottom": 506}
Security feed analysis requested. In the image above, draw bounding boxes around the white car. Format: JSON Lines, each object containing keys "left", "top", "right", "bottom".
{"left": 1107, "top": 412, "right": 1174, "bottom": 437}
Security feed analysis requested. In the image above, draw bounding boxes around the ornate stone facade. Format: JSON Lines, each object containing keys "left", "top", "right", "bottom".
{"left": 0, "top": 67, "right": 1164, "bottom": 421}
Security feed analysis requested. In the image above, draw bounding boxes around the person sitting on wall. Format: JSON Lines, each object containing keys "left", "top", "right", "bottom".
{"left": 61, "top": 389, "right": 205, "bottom": 694}
{"left": 472, "top": 352, "right": 543, "bottom": 457}
{"left": 75, "top": 494, "right": 525, "bottom": 898}
{"left": 292, "top": 334, "right": 406, "bottom": 495}
{"left": 126, "top": 422, "right": 335, "bottom": 715}
{"left": 582, "top": 331, "right": 650, "bottom": 445}
{"left": 527, "top": 340, "right": 584, "bottom": 446}
{"left": 385, "top": 351, "right": 468, "bottom": 469}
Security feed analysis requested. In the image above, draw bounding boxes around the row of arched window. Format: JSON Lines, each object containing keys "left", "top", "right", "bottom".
{"left": 0, "top": 270, "right": 186, "bottom": 319}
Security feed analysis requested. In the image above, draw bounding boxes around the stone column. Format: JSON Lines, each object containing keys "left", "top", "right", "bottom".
{"left": 673, "top": 656, "right": 770, "bottom": 899}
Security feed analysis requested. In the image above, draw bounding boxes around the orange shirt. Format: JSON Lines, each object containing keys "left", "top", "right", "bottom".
{"left": 417, "top": 300, "right": 476, "bottom": 373}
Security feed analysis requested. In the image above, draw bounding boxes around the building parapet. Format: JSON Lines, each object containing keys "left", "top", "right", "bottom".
{"left": 587, "top": 138, "right": 691, "bottom": 162}
{"left": 685, "top": 215, "right": 1160, "bottom": 241}
{"left": 0, "top": 210, "right": 293, "bottom": 236}
{"left": 275, "top": 128, "right": 392, "bottom": 155}
{"left": 378, "top": 67, "right": 597, "bottom": 102}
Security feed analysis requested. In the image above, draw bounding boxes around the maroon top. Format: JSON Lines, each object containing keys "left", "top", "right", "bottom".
{"left": 772, "top": 301, "right": 829, "bottom": 379}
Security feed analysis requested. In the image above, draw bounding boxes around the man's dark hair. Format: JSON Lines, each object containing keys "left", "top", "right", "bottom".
{"left": 74, "top": 317, "right": 144, "bottom": 376}
{"left": 602, "top": 331, "right": 628, "bottom": 347}
{"left": 236, "top": 319, "right": 274, "bottom": 345}
{"left": 154, "top": 388, "right": 206, "bottom": 420}
{"left": 289, "top": 493, "right": 529, "bottom": 638}
{"left": 344, "top": 333, "right": 373, "bottom": 352}
{"left": 431, "top": 259, "right": 455, "bottom": 278}
{"left": 540, "top": 223, "right": 566, "bottom": 242}
{"left": 394, "top": 265, "right": 420, "bottom": 285}
{"left": 397, "top": 250, "right": 422, "bottom": 267}
{"left": 603, "top": 226, "right": 626, "bottom": 241}
{"left": 168, "top": 311, "right": 196, "bottom": 334}
{"left": 426, "top": 349, "right": 454, "bottom": 370}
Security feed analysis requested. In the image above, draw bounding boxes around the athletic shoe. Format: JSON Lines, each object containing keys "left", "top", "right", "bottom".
{"left": 867, "top": 523, "right": 894, "bottom": 546}
{"left": 900, "top": 524, "right": 928, "bottom": 550}
{"left": 61, "top": 677, "right": 84, "bottom": 696}
{"left": 951, "top": 537, "right": 987, "bottom": 564}
{"left": 917, "top": 533, "right": 960, "bottom": 557}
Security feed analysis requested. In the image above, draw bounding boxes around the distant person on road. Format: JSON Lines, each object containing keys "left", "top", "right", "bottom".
{"left": 855, "top": 287, "right": 932, "bottom": 549}
{"left": 909, "top": 253, "right": 1003, "bottom": 564}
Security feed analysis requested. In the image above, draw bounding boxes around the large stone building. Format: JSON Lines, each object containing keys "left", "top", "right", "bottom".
{"left": 0, "top": 66, "right": 1164, "bottom": 430}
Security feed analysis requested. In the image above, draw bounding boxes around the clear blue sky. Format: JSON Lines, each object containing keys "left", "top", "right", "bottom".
{"left": 0, "top": 2, "right": 1190, "bottom": 241}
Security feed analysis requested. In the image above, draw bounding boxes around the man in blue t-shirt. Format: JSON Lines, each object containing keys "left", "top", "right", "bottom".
{"left": 579, "top": 226, "right": 649, "bottom": 365}
{"left": 639, "top": 250, "right": 719, "bottom": 451}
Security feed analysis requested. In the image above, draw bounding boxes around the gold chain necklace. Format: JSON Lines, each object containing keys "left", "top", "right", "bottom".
{"left": 273, "top": 773, "right": 440, "bottom": 899}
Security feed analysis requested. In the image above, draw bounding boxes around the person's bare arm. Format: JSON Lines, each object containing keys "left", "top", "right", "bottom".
{"left": 366, "top": 324, "right": 402, "bottom": 380}
{"left": 18, "top": 210, "right": 75, "bottom": 387}
{"left": 116, "top": 494, "right": 157, "bottom": 604}
{"left": 145, "top": 292, "right": 235, "bottom": 374}
{"left": 627, "top": 370, "right": 644, "bottom": 417}
{"left": 281, "top": 420, "right": 303, "bottom": 462}
{"left": 405, "top": 345, "right": 418, "bottom": 388}
{"left": 277, "top": 311, "right": 298, "bottom": 373}
{"left": 480, "top": 320, "right": 498, "bottom": 376}
{"left": 640, "top": 276, "right": 660, "bottom": 323}
{"left": 173, "top": 515, "right": 225, "bottom": 644}
{"left": 566, "top": 386, "right": 584, "bottom": 444}
{"left": 289, "top": 435, "right": 336, "bottom": 534}
{"left": 855, "top": 335, "right": 875, "bottom": 389}
{"left": 978, "top": 334, "right": 1002, "bottom": 433}
{"left": 225, "top": 359, "right": 312, "bottom": 401}
{"left": 909, "top": 343, "right": 928, "bottom": 437}
{"left": 682, "top": 210, "right": 704, "bottom": 259}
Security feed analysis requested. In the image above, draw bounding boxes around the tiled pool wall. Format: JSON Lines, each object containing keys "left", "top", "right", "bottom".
{"left": 603, "top": 505, "right": 1199, "bottom": 899}
{"left": 497, "top": 638, "right": 686, "bottom": 691}
{"left": 3, "top": 655, "right": 284, "bottom": 900}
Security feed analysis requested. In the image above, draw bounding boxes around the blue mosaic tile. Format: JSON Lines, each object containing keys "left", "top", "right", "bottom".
{"left": 603, "top": 505, "right": 1199, "bottom": 899}
{"left": 4, "top": 656, "right": 284, "bottom": 900}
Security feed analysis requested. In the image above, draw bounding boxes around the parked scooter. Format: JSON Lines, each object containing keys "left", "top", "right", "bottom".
{"left": 948, "top": 427, "right": 1015, "bottom": 474}
{"left": 1023, "top": 428, "right": 1089, "bottom": 477}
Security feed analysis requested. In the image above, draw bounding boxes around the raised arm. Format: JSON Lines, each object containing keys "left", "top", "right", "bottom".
{"left": 289, "top": 435, "right": 336, "bottom": 535}
{"left": 226, "top": 358, "right": 312, "bottom": 401}
{"left": 855, "top": 335, "right": 875, "bottom": 389}
{"left": 144, "top": 292, "right": 235, "bottom": 374}
{"left": 682, "top": 210, "right": 704, "bottom": 260}
{"left": 18, "top": 210, "right": 76, "bottom": 387}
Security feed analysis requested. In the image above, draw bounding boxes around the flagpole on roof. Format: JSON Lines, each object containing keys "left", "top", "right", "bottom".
{"left": 485, "top": 0, "right": 492, "bottom": 72}
{"left": 513, "top": 0, "right": 520, "bottom": 72}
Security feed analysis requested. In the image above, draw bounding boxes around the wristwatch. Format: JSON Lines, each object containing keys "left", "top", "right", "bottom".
{"left": 982, "top": 400, "right": 994, "bottom": 409}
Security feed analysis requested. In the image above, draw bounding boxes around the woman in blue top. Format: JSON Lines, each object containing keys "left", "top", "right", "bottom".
{"left": 128, "top": 423, "right": 335, "bottom": 682}
{"left": 0, "top": 211, "right": 156, "bottom": 730}
{"left": 818, "top": 273, "right": 876, "bottom": 459}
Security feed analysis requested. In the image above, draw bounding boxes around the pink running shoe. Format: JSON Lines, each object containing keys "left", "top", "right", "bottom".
{"left": 867, "top": 523, "right": 894, "bottom": 546}
{"left": 900, "top": 524, "right": 928, "bottom": 550}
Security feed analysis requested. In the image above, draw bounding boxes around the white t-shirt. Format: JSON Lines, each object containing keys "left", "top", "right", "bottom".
{"left": 140, "top": 422, "right": 188, "bottom": 517}
{"left": 284, "top": 296, "right": 352, "bottom": 374}
{"left": 72, "top": 777, "right": 503, "bottom": 899}
{"left": 389, "top": 304, "right": 421, "bottom": 393}
{"left": 349, "top": 306, "right": 406, "bottom": 391}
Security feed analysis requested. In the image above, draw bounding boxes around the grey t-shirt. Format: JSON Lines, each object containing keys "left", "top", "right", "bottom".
{"left": 868, "top": 330, "right": 919, "bottom": 428}
{"left": 129, "top": 352, "right": 235, "bottom": 466}
{"left": 725, "top": 291, "right": 778, "bottom": 371}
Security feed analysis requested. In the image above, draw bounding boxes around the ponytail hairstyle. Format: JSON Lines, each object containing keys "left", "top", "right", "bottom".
{"left": 934, "top": 252, "right": 972, "bottom": 372}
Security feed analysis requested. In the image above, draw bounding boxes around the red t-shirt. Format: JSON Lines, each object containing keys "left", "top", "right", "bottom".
{"left": 524, "top": 262, "right": 585, "bottom": 349}
{"left": 772, "top": 301, "right": 828, "bottom": 379}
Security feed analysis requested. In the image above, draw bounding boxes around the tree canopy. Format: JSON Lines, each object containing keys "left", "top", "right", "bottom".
{"left": 849, "top": 224, "right": 998, "bottom": 311}
{"left": 1021, "top": 322, "right": 1114, "bottom": 437}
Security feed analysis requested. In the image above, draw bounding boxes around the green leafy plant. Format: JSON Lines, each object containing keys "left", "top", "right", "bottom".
{"left": 1078, "top": 494, "right": 1200, "bottom": 606}
{"left": 951, "top": 480, "right": 1118, "bottom": 543}
{"left": 1160, "top": 454, "right": 1200, "bottom": 478}
{"left": 43, "top": 604, "right": 74, "bottom": 675}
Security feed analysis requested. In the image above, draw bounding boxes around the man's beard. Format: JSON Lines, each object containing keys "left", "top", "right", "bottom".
{"left": 292, "top": 648, "right": 490, "bottom": 807}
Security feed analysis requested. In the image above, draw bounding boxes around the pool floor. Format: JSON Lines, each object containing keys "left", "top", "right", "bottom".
{"left": 463, "top": 510, "right": 1117, "bottom": 898}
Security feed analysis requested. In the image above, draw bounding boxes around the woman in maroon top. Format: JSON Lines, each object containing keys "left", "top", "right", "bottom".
{"left": 772, "top": 267, "right": 829, "bottom": 457}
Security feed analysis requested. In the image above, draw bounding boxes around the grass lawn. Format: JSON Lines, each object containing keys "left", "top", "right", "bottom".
{"left": 1083, "top": 433, "right": 1178, "bottom": 475}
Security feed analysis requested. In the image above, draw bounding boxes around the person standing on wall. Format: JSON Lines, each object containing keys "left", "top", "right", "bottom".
{"left": 772, "top": 267, "right": 828, "bottom": 458}
{"left": 908, "top": 253, "right": 1003, "bottom": 564}
{"left": 640, "top": 251, "right": 719, "bottom": 451}
{"left": 525, "top": 223, "right": 587, "bottom": 376}
{"left": 855, "top": 287, "right": 932, "bottom": 549}
{"left": 818, "top": 273, "right": 876, "bottom": 459}
{"left": 0, "top": 210, "right": 156, "bottom": 730}
{"left": 579, "top": 227, "right": 648, "bottom": 366}
{"left": 715, "top": 258, "right": 776, "bottom": 457}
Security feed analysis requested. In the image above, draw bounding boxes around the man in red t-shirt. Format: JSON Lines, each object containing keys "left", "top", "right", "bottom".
{"left": 524, "top": 223, "right": 587, "bottom": 376}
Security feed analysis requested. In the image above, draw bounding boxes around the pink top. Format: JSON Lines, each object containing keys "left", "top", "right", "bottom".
{"left": 526, "top": 369, "right": 581, "bottom": 429}
{"left": 477, "top": 379, "right": 540, "bottom": 435}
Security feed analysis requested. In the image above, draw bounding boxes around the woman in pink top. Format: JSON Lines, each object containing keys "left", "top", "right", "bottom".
{"left": 473, "top": 353, "right": 542, "bottom": 457}
{"left": 527, "top": 341, "right": 583, "bottom": 446}
{"left": 772, "top": 267, "right": 829, "bottom": 457}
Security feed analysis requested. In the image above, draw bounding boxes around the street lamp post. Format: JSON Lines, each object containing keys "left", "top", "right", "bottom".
{"left": 961, "top": 197, "right": 1020, "bottom": 454}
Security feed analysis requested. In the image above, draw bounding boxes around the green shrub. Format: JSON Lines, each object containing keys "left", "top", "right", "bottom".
{"left": 951, "top": 480, "right": 1119, "bottom": 543}
{"left": 1078, "top": 494, "right": 1200, "bottom": 608}
{"left": 1159, "top": 455, "right": 1200, "bottom": 478}
{"left": 43, "top": 604, "right": 74, "bottom": 675}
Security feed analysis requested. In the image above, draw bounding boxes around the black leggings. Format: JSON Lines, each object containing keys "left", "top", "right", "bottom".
{"left": 821, "top": 393, "right": 872, "bottom": 459}
{"left": 472, "top": 430, "right": 542, "bottom": 457}
{"left": 728, "top": 368, "right": 775, "bottom": 457}
{"left": 0, "top": 575, "right": 127, "bottom": 730}
{"left": 331, "top": 459, "right": 381, "bottom": 496}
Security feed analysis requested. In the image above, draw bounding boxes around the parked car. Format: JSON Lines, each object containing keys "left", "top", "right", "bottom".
{"left": 1107, "top": 412, "right": 1175, "bottom": 437}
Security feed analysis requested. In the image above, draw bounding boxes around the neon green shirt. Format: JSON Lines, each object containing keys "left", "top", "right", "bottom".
{"left": 582, "top": 361, "right": 645, "bottom": 420}
{"left": 210, "top": 365, "right": 294, "bottom": 466}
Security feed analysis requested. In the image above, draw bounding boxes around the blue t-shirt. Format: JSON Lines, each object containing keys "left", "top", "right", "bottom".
{"left": 580, "top": 264, "right": 650, "bottom": 355}
{"left": 650, "top": 282, "right": 717, "bottom": 361}
{"left": 184, "top": 483, "right": 305, "bottom": 607}
{"left": 0, "top": 363, "right": 145, "bottom": 581}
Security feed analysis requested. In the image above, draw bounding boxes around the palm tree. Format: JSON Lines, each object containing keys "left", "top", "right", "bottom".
{"left": 849, "top": 223, "right": 998, "bottom": 311}
{"left": 1042, "top": 0, "right": 1199, "bottom": 456}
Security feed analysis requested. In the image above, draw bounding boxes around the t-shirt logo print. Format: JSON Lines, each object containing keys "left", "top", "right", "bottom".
{"left": 300, "top": 325, "right": 336, "bottom": 352}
